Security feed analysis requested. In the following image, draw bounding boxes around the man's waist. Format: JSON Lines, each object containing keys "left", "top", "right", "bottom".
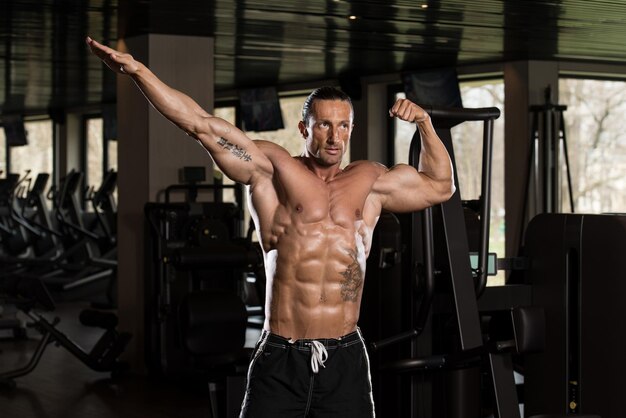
{"left": 260, "top": 328, "right": 363, "bottom": 350}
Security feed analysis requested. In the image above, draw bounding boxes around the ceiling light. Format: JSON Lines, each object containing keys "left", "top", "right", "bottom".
{"left": 348, "top": 15, "right": 357, "bottom": 20}
{"left": 421, "top": 4, "right": 428, "bottom": 8}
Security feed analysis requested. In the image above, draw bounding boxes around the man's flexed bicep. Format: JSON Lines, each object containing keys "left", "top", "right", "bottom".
{"left": 373, "top": 164, "right": 453, "bottom": 213}
{"left": 377, "top": 98, "right": 456, "bottom": 212}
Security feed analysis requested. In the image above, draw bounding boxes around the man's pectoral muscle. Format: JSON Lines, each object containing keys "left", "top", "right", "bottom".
{"left": 252, "top": 160, "right": 387, "bottom": 340}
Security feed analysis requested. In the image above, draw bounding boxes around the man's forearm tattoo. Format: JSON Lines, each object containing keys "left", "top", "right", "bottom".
{"left": 340, "top": 249, "right": 364, "bottom": 302}
{"left": 217, "top": 137, "right": 252, "bottom": 162}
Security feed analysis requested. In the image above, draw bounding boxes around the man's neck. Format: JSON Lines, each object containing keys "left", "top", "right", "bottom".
{"left": 300, "top": 157, "right": 342, "bottom": 182}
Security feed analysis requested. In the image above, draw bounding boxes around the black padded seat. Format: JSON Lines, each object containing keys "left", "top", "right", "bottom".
{"left": 529, "top": 415, "right": 601, "bottom": 418}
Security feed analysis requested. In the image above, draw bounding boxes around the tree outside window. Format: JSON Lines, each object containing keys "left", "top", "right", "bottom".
{"left": 558, "top": 78, "right": 626, "bottom": 213}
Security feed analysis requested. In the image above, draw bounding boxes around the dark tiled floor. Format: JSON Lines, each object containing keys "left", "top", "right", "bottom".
{"left": 0, "top": 302, "right": 259, "bottom": 418}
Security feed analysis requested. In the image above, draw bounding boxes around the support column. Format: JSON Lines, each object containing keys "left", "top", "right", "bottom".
{"left": 58, "top": 113, "right": 82, "bottom": 177}
{"left": 116, "top": 34, "right": 214, "bottom": 370}
{"left": 349, "top": 81, "right": 388, "bottom": 164}
{"left": 350, "top": 85, "right": 367, "bottom": 162}
{"left": 504, "top": 61, "right": 558, "bottom": 259}
{"left": 366, "top": 83, "right": 389, "bottom": 164}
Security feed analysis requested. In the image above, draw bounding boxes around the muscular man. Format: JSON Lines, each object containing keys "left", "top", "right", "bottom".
{"left": 87, "top": 37, "right": 454, "bottom": 417}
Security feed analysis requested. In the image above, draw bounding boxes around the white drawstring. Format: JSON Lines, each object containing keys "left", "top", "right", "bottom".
{"left": 310, "top": 340, "right": 328, "bottom": 374}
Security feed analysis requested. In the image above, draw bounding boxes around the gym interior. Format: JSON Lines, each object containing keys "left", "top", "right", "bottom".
{"left": 1, "top": 1, "right": 626, "bottom": 417}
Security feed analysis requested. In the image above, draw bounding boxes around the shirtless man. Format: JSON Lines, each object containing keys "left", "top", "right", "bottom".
{"left": 87, "top": 36, "right": 454, "bottom": 418}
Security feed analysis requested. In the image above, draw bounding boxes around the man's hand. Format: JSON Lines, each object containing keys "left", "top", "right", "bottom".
{"left": 86, "top": 36, "right": 140, "bottom": 76}
{"left": 388, "top": 98, "right": 429, "bottom": 124}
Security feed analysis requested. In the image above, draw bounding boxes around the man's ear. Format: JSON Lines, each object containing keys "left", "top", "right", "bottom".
{"left": 298, "top": 120, "right": 308, "bottom": 139}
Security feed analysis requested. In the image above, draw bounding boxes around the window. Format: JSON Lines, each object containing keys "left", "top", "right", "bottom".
{"left": 10, "top": 120, "right": 53, "bottom": 181}
{"left": 213, "top": 106, "right": 236, "bottom": 123}
{"left": 108, "top": 139, "right": 118, "bottom": 172}
{"left": 84, "top": 116, "right": 118, "bottom": 207}
{"left": 558, "top": 78, "right": 626, "bottom": 213}
{"left": 86, "top": 117, "right": 104, "bottom": 190}
{"left": 393, "top": 79, "right": 506, "bottom": 285}
{"left": 452, "top": 80, "right": 505, "bottom": 286}
{"left": 0, "top": 128, "right": 6, "bottom": 175}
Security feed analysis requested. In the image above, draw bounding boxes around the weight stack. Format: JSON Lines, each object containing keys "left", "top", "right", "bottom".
{"left": 524, "top": 213, "right": 626, "bottom": 418}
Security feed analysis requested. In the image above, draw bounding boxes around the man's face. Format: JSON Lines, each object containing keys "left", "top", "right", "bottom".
{"left": 299, "top": 99, "right": 353, "bottom": 167}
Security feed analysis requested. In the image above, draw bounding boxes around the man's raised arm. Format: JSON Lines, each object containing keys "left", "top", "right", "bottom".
{"left": 373, "top": 98, "right": 456, "bottom": 213}
{"left": 86, "top": 37, "right": 272, "bottom": 185}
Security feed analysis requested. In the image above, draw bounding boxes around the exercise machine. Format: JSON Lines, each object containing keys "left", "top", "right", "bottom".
{"left": 524, "top": 213, "right": 623, "bottom": 418}
{"left": 0, "top": 275, "right": 131, "bottom": 389}
{"left": 145, "top": 175, "right": 264, "bottom": 417}
{"left": 361, "top": 106, "right": 555, "bottom": 418}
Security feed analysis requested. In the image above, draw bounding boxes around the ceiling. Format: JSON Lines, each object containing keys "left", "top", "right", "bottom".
{"left": 2, "top": 0, "right": 626, "bottom": 115}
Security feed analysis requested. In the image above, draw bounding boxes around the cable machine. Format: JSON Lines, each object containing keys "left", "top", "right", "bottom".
{"left": 365, "top": 106, "right": 527, "bottom": 418}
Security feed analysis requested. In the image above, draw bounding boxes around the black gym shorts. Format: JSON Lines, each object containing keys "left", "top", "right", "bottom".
{"left": 239, "top": 328, "right": 376, "bottom": 418}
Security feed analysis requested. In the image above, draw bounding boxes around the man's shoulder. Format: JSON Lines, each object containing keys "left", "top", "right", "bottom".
{"left": 253, "top": 140, "right": 294, "bottom": 160}
{"left": 344, "top": 160, "right": 388, "bottom": 174}
{"left": 253, "top": 139, "right": 288, "bottom": 153}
